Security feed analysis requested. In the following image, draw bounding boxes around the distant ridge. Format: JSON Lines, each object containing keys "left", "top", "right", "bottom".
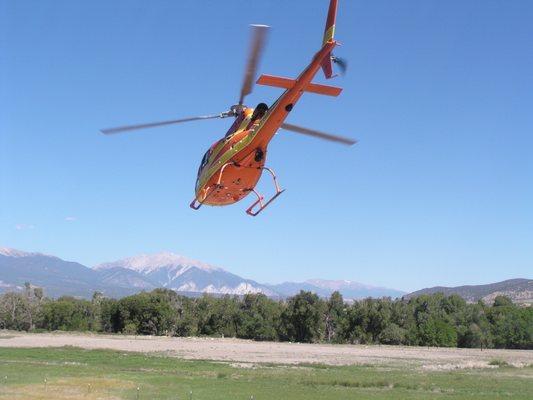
{"left": 405, "top": 279, "right": 533, "bottom": 304}
{"left": 267, "top": 279, "right": 405, "bottom": 299}
{"left": 0, "top": 247, "right": 121, "bottom": 298}
{"left": 0, "top": 247, "right": 54, "bottom": 259}
{"left": 4, "top": 246, "right": 528, "bottom": 304}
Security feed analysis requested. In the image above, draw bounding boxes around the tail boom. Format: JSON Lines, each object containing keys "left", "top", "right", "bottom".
{"left": 322, "top": 0, "right": 338, "bottom": 45}
{"left": 247, "top": 1, "right": 342, "bottom": 146}
{"left": 249, "top": 42, "right": 337, "bottom": 147}
{"left": 321, "top": 0, "right": 339, "bottom": 79}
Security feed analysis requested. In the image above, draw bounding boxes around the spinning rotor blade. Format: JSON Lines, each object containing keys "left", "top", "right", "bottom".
{"left": 281, "top": 123, "right": 356, "bottom": 146}
{"left": 238, "top": 24, "right": 269, "bottom": 105}
{"left": 101, "top": 113, "right": 228, "bottom": 135}
{"left": 332, "top": 57, "right": 348, "bottom": 75}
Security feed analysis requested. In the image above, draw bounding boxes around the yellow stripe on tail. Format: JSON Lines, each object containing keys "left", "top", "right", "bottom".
{"left": 321, "top": 0, "right": 339, "bottom": 79}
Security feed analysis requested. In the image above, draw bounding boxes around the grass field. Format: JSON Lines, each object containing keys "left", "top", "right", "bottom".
{"left": 0, "top": 347, "right": 532, "bottom": 399}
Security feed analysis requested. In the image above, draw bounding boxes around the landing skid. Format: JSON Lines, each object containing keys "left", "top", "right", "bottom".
{"left": 245, "top": 167, "right": 285, "bottom": 217}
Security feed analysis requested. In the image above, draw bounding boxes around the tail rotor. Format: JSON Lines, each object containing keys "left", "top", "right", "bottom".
{"left": 332, "top": 56, "right": 348, "bottom": 75}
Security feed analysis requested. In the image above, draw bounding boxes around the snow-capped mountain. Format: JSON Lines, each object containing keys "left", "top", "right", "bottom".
{"left": 97, "top": 267, "right": 157, "bottom": 290}
{"left": 95, "top": 252, "right": 219, "bottom": 275}
{"left": 307, "top": 279, "right": 405, "bottom": 298}
{"left": 306, "top": 279, "right": 374, "bottom": 291}
{"left": 267, "top": 279, "right": 405, "bottom": 299}
{"left": 94, "top": 252, "right": 276, "bottom": 296}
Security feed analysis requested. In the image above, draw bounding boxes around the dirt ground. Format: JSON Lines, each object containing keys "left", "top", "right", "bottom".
{"left": 1, "top": 331, "right": 532, "bottom": 369}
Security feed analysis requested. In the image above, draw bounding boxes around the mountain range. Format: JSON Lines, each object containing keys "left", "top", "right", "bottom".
{"left": 1, "top": 246, "right": 531, "bottom": 304}
{"left": 0, "top": 246, "right": 403, "bottom": 299}
{"left": 405, "top": 279, "right": 533, "bottom": 305}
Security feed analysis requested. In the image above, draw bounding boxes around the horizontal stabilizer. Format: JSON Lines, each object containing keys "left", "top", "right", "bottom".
{"left": 256, "top": 74, "right": 342, "bottom": 97}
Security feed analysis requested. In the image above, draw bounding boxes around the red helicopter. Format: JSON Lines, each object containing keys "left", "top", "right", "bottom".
{"left": 102, "top": 0, "right": 355, "bottom": 216}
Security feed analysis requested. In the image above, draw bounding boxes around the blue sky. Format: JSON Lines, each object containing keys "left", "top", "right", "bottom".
{"left": 1, "top": 0, "right": 532, "bottom": 292}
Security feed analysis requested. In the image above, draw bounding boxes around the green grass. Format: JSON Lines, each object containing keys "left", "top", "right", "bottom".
{"left": 0, "top": 347, "right": 531, "bottom": 399}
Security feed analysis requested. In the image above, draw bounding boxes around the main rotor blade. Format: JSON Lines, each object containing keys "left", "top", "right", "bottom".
{"left": 238, "top": 24, "right": 269, "bottom": 105}
{"left": 101, "top": 114, "right": 225, "bottom": 135}
{"left": 281, "top": 123, "right": 357, "bottom": 146}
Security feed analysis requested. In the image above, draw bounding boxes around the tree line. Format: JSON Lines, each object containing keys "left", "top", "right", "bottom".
{"left": 0, "top": 284, "right": 531, "bottom": 349}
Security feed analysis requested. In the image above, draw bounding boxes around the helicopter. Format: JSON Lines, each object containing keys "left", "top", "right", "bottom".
{"left": 101, "top": 0, "right": 355, "bottom": 216}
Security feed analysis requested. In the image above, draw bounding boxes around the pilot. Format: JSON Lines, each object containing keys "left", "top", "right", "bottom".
{"left": 246, "top": 103, "right": 268, "bottom": 130}
{"left": 251, "top": 103, "right": 268, "bottom": 123}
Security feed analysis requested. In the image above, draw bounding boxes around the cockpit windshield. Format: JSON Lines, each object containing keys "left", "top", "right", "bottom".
{"left": 197, "top": 149, "right": 212, "bottom": 178}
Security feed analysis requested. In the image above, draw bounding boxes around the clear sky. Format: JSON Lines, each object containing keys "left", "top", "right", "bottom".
{"left": 1, "top": 0, "right": 532, "bottom": 292}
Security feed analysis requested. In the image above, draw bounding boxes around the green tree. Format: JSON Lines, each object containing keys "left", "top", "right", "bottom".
{"left": 493, "top": 295, "right": 513, "bottom": 308}
{"left": 378, "top": 323, "right": 406, "bottom": 345}
{"left": 282, "top": 291, "right": 325, "bottom": 343}
{"left": 418, "top": 316, "right": 458, "bottom": 347}
{"left": 488, "top": 302, "right": 532, "bottom": 349}
{"left": 115, "top": 291, "right": 176, "bottom": 335}
{"left": 341, "top": 300, "right": 371, "bottom": 344}
{"left": 366, "top": 298, "right": 392, "bottom": 342}
{"left": 40, "top": 297, "right": 96, "bottom": 331}
{"left": 0, "top": 292, "right": 32, "bottom": 330}
{"left": 324, "top": 291, "right": 345, "bottom": 342}
{"left": 99, "top": 298, "right": 119, "bottom": 332}
{"left": 238, "top": 293, "right": 281, "bottom": 341}
{"left": 457, "top": 301, "right": 492, "bottom": 349}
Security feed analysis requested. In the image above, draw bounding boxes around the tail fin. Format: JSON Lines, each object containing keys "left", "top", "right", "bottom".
{"left": 322, "top": 0, "right": 338, "bottom": 45}
{"left": 321, "top": 0, "right": 339, "bottom": 79}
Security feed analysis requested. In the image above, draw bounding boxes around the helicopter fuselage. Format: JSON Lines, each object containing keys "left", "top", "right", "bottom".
{"left": 194, "top": 41, "right": 336, "bottom": 207}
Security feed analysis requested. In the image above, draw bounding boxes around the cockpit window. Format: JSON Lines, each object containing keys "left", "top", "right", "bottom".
{"left": 197, "top": 149, "right": 212, "bottom": 178}
{"left": 225, "top": 113, "right": 245, "bottom": 139}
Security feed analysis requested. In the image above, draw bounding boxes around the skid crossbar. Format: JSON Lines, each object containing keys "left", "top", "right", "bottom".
{"left": 246, "top": 167, "right": 285, "bottom": 216}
